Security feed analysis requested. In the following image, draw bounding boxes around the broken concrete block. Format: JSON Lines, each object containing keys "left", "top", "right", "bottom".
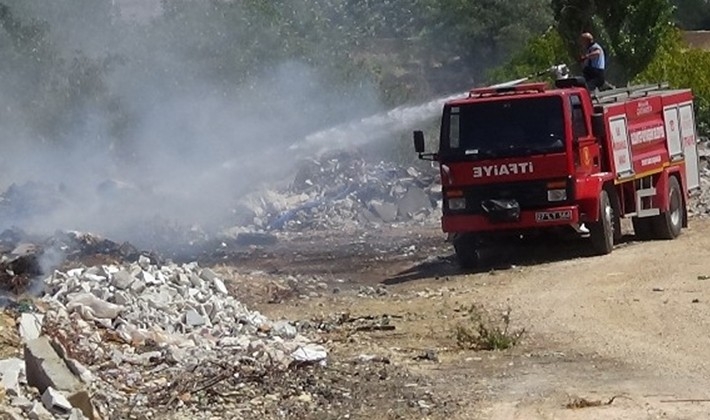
{"left": 272, "top": 321, "right": 297, "bottom": 339}
{"left": 24, "top": 337, "right": 83, "bottom": 394}
{"left": 24, "top": 340, "right": 96, "bottom": 419}
{"left": 41, "top": 387, "right": 72, "bottom": 415}
{"left": 188, "top": 273, "right": 204, "bottom": 288}
{"left": 18, "top": 313, "right": 44, "bottom": 342}
{"left": 140, "top": 270, "right": 160, "bottom": 285}
{"left": 66, "top": 293, "right": 124, "bottom": 320}
{"left": 129, "top": 278, "right": 146, "bottom": 294}
{"left": 69, "top": 408, "right": 87, "bottom": 420}
{"left": 291, "top": 344, "right": 327, "bottom": 364}
{"left": 64, "top": 358, "right": 93, "bottom": 385}
{"left": 370, "top": 201, "right": 398, "bottom": 223}
{"left": 185, "top": 309, "right": 205, "bottom": 327}
{"left": 199, "top": 268, "right": 219, "bottom": 283}
{"left": 213, "top": 278, "right": 228, "bottom": 295}
{"left": 113, "top": 290, "right": 130, "bottom": 306}
{"left": 138, "top": 255, "right": 151, "bottom": 270}
{"left": 0, "top": 358, "right": 24, "bottom": 396}
{"left": 27, "top": 402, "right": 53, "bottom": 420}
{"left": 10, "top": 396, "right": 34, "bottom": 411}
{"left": 110, "top": 270, "right": 133, "bottom": 290}
{"left": 397, "top": 186, "right": 431, "bottom": 219}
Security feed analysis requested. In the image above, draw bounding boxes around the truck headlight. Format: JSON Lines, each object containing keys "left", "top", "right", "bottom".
{"left": 447, "top": 197, "right": 466, "bottom": 210}
{"left": 547, "top": 189, "right": 567, "bottom": 202}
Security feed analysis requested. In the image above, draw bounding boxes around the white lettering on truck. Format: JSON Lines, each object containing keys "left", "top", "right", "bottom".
{"left": 629, "top": 125, "right": 665, "bottom": 146}
{"left": 473, "top": 162, "right": 534, "bottom": 178}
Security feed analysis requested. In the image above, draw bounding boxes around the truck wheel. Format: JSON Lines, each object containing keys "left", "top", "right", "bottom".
{"left": 653, "top": 176, "right": 683, "bottom": 240}
{"left": 453, "top": 234, "right": 480, "bottom": 269}
{"left": 590, "top": 189, "right": 614, "bottom": 255}
{"left": 632, "top": 216, "right": 655, "bottom": 240}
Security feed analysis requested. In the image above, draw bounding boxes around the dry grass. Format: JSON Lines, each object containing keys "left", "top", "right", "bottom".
{"left": 454, "top": 305, "right": 525, "bottom": 351}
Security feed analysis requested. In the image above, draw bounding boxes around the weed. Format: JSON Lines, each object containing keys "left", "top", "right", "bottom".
{"left": 566, "top": 396, "right": 618, "bottom": 409}
{"left": 454, "top": 305, "right": 525, "bottom": 351}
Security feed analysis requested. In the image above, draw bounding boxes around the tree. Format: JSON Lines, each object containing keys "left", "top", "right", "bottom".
{"left": 552, "top": 0, "right": 675, "bottom": 84}
{"left": 420, "top": 0, "right": 554, "bottom": 86}
{"left": 636, "top": 28, "right": 710, "bottom": 133}
{"left": 671, "top": 0, "right": 710, "bottom": 30}
{"left": 487, "top": 29, "right": 568, "bottom": 83}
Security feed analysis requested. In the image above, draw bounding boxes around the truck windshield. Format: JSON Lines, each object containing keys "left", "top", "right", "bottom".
{"left": 443, "top": 96, "right": 565, "bottom": 158}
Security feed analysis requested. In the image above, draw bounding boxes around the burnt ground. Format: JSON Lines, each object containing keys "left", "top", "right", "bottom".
{"left": 5, "top": 218, "right": 710, "bottom": 419}
{"left": 176, "top": 217, "right": 710, "bottom": 420}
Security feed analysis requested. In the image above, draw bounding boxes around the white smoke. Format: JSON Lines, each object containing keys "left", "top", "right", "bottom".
{"left": 292, "top": 92, "right": 466, "bottom": 156}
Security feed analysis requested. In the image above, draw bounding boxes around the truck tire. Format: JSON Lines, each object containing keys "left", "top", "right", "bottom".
{"left": 653, "top": 176, "right": 683, "bottom": 240}
{"left": 453, "top": 234, "right": 480, "bottom": 269}
{"left": 632, "top": 216, "right": 655, "bottom": 240}
{"left": 590, "top": 189, "right": 614, "bottom": 255}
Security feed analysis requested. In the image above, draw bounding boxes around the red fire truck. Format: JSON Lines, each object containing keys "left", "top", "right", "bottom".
{"left": 413, "top": 75, "right": 701, "bottom": 268}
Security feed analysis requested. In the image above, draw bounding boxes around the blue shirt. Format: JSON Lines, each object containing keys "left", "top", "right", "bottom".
{"left": 586, "top": 42, "right": 605, "bottom": 70}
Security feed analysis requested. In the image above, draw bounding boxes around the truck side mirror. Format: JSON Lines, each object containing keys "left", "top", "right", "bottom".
{"left": 413, "top": 130, "right": 425, "bottom": 153}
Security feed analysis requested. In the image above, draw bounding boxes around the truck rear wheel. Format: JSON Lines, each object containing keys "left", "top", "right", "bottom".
{"left": 453, "top": 234, "right": 480, "bottom": 269}
{"left": 653, "top": 176, "right": 683, "bottom": 240}
{"left": 590, "top": 189, "right": 614, "bottom": 255}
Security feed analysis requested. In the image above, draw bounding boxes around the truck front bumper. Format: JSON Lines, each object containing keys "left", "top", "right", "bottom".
{"left": 442, "top": 205, "right": 580, "bottom": 233}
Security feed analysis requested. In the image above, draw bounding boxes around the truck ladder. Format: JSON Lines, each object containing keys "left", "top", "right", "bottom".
{"left": 635, "top": 176, "right": 660, "bottom": 218}
{"left": 593, "top": 83, "right": 670, "bottom": 104}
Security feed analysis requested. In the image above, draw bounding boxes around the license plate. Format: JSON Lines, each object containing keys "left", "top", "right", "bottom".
{"left": 535, "top": 210, "right": 572, "bottom": 223}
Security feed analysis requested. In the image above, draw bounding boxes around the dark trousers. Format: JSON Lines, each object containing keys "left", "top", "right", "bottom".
{"left": 583, "top": 66, "right": 605, "bottom": 90}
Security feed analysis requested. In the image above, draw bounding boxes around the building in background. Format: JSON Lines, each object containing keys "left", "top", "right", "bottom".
{"left": 683, "top": 31, "right": 710, "bottom": 50}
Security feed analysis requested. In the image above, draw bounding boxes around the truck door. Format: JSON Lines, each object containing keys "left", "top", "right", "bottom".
{"left": 679, "top": 102, "right": 701, "bottom": 190}
{"left": 570, "top": 94, "right": 598, "bottom": 172}
{"left": 608, "top": 115, "right": 634, "bottom": 179}
{"left": 663, "top": 105, "right": 683, "bottom": 160}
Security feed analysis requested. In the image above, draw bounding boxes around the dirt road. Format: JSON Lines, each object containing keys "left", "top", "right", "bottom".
{"left": 241, "top": 218, "right": 710, "bottom": 419}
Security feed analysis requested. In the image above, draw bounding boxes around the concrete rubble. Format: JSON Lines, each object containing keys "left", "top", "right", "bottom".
{"left": 235, "top": 152, "right": 442, "bottom": 232}
{"left": 0, "top": 258, "right": 328, "bottom": 419}
{"left": 689, "top": 140, "right": 710, "bottom": 217}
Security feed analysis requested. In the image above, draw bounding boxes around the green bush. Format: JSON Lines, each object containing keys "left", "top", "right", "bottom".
{"left": 487, "top": 29, "right": 570, "bottom": 85}
{"left": 454, "top": 304, "right": 526, "bottom": 351}
{"left": 636, "top": 28, "right": 710, "bottom": 135}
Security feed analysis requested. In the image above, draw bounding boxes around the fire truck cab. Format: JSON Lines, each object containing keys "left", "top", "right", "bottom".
{"left": 414, "top": 77, "right": 701, "bottom": 268}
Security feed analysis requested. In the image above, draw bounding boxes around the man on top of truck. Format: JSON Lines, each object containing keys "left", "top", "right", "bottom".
{"left": 579, "top": 32, "right": 606, "bottom": 91}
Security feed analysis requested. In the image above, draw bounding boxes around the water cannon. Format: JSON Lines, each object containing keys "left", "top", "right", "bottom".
{"left": 488, "top": 63, "right": 569, "bottom": 89}
{"left": 549, "top": 64, "right": 569, "bottom": 80}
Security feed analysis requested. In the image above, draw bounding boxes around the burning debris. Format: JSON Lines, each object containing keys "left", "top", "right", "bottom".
{"left": 238, "top": 152, "right": 442, "bottom": 232}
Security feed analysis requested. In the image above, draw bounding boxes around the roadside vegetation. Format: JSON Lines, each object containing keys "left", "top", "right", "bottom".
{"left": 454, "top": 305, "right": 526, "bottom": 351}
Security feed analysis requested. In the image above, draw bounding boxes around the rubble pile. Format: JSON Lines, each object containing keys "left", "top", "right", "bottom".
{"left": 237, "top": 153, "right": 442, "bottom": 232}
{"left": 0, "top": 258, "right": 330, "bottom": 419}
{"left": 690, "top": 141, "right": 710, "bottom": 217}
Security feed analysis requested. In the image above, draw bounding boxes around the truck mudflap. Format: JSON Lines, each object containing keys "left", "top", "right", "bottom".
{"left": 442, "top": 205, "right": 580, "bottom": 233}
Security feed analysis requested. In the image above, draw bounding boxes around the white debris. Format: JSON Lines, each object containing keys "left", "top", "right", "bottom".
{"left": 0, "top": 358, "right": 24, "bottom": 396}
{"left": 291, "top": 344, "right": 328, "bottom": 364}
{"left": 19, "top": 313, "right": 44, "bottom": 342}
{"left": 65, "top": 293, "right": 124, "bottom": 320}
{"left": 41, "top": 387, "right": 72, "bottom": 414}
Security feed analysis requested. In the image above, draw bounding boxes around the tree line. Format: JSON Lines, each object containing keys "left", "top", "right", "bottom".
{"left": 0, "top": 0, "right": 708, "bottom": 154}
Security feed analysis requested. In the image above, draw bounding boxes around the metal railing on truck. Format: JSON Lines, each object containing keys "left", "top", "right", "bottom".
{"left": 592, "top": 83, "right": 670, "bottom": 105}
